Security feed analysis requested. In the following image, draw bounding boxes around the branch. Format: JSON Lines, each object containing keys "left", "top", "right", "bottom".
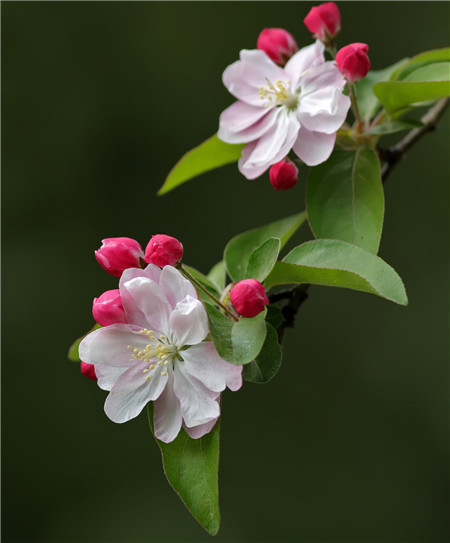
{"left": 379, "top": 97, "right": 449, "bottom": 183}
{"left": 273, "top": 284, "right": 310, "bottom": 343}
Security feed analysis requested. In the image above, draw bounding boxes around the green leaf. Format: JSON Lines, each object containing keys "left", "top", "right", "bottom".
{"left": 204, "top": 303, "right": 267, "bottom": 365}
{"left": 307, "top": 149, "right": 384, "bottom": 254}
{"left": 356, "top": 59, "right": 408, "bottom": 120}
{"left": 147, "top": 404, "right": 220, "bottom": 535}
{"left": 158, "top": 134, "right": 244, "bottom": 195}
{"left": 403, "top": 62, "right": 450, "bottom": 83}
{"left": 68, "top": 324, "right": 101, "bottom": 362}
{"left": 265, "top": 305, "right": 283, "bottom": 329}
{"left": 207, "top": 260, "right": 227, "bottom": 292}
{"left": 224, "top": 212, "right": 306, "bottom": 282}
{"left": 243, "top": 322, "right": 282, "bottom": 384}
{"left": 364, "top": 118, "right": 424, "bottom": 136}
{"left": 265, "top": 239, "right": 408, "bottom": 306}
{"left": 392, "top": 47, "right": 450, "bottom": 80}
{"left": 246, "top": 237, "right": 281, "bottom": 282}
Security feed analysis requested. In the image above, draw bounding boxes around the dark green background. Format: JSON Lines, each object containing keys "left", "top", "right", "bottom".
{"left": 2, "top": 2, "right": 449, "bottom": 542}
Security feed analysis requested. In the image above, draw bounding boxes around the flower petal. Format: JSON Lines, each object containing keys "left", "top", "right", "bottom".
{"left": 284, "top": 40, "right": 325, "bottom": 89}
{"left": 183, "top": 415, "right": 219, "bottom": 440}
{"left": 219, "top": 102, "right": 277, "bottom": 144}
{"left": 158, "top": 265, "right": 197, "bottom": 310}
{"left": 169, "top": 295, "right": 208, "bottom": 347}
{"left": 181, "top": 342, "right": 243, "bottom": 393}
{"left": 298, "top": 90, "right": 350, "bottom": 134}
{"left": 104, "top": 361, "right": 167, "bottom": 423}
{"left": 173, "top": 364, "right": 220, "bottom": 428}
{"left": 79, "top": 324, "right": 147, "bottom": 368}
{"left": 293, "top": 126, "right": 336, "bottom": 166}
{"left": 94, "top": 364, "right": 128, "bottom": 391}
{"left": 119, "top": 265, "right": 162, "bottom": 327}
{"left": 300, "top": 61, "right": 346, "bottom": 94}
{"left": 153, "top": 368, "right": 182, "bottom": 443}
{"left": 238, "top": 142, "right": 269, "bottom": 180}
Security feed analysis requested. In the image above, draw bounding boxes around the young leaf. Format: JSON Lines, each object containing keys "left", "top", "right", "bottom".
{"left": 204, "top": 303, "right": 267, "bottom": 365}
{"left": 147, "top": 404, "right": 220, "bottom": 535}
{"left": 307, "top": 149, "right": 384, "bottom": 254}
{"left": 243, "top": 322, "right": 282, "bottom": 384}
{"left": 158, "top": 134, "right": 244, "bottom": 195}
{"left": 264, "top": 239, "right": 408, "bottom": 306}
{"left": 391, "top": 47, "right": 450, "bottom": 80}
{"left": 246, "top": 237, "right": 281, "bottom": 282}
{"left": 68, "top": 324, "right": 101, "bottom": 362}
{"left": 207, "top": 260, "right": 227, "bottom": 292}
{"left": 224, "top": 212, "right": 306, "bottom": 282}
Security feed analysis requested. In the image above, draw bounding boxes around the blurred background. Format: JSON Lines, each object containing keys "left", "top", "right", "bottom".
{"left": 2, "top": 2, "right": 449, "bottom": 542}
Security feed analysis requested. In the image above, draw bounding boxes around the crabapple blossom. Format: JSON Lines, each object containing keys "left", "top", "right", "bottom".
{"left": 95, "top": 237, "right": 144, "bottom": 277}
{"left": 145, "top": 234, "right": 184, "bottom": 267}
{"left": 81, "top": 361, "right": 97, "bottom": 381}
{"left": 257, "top": 28, "right": 298, "bottom": 66}
{"left": 218, "top": 40, "right": 351, "bottom": 179}
{"left": 336, "top": 43, "right": 371, "bottom": 82}
{"left": 230, "top": 279, "right": 269, "bottom": 318}
{"left": 304, "top": 2, "right": 341, "bottom": 43}
{"left": 92, "top": 289, "right": 126, "bottom": 327}
{"left": 79, "top": 265, "right": 242, "bottom": 443}
{"left": 269, "top": 158, "right": 299, "bottom": 190}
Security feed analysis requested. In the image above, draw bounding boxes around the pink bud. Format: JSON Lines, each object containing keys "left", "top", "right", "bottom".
{"left": 336, "top": 43, "right": 371, "bottom": 82}
{"left": 257, "top": 28, "right": 298, "bottom": 66}
{"left": 144, "top": 234, "right": 184, "bottom": 268}
{"left": 92, "top": 289, "right": 126, "bottom": 327}
{"left": 95, "top": 237, "right": 144, "bottom": 277}
{"left": 304, "top": 2, "right": 341, "bottom": 42}
{"left": 230, "top": 279, "right": 269, "bottom": 318}
{"left": 269, "top": 158, "right": 299, "bottom": 191}
{"left": 81, "top": 361, "right": 97, "bottom": 381}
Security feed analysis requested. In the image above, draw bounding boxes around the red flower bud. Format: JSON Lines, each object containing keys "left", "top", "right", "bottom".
{"left": 145, "top": 234, "right": 183, "bottom": 268}
{"left": 230, "top": 279, "right": 269, "bottom": 318}
{"left": 269, "top": 158, "right": 299, "bottom": 190}
{"left": 336, "top": 43, "right": 371, "bottom": 83}
{"left": 92, "top": 289, "right": 126, "bottom": 327}
{"left": 95, "top": 237, "right": 144, "bottom": 277}
{"left": 81, "top": 361, "right": 97, "bottom": 381}
{"left": 257, "top": 28, "right": 298, "bottom": 66}
{"left": 304, "top": 2, "right": 341, "bottom": 43}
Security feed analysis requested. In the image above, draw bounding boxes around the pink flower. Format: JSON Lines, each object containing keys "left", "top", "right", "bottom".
{"left": 269, "top": 158, "right": 299, "bottom": 190}
{"left": 81, "top": 361, "right": 97, "bottom": 381}
{"left": 145, "top": 234, "right": 183, "bottom": 268}
{"left": 79, "top": 265, "right": 242, "bottom": 443}
{"left": 336, "top": 43, "right": 371, "bottom": 82}
{"left": 218, "top": 41, "right": 350, "bottom": 179}
{"left": 257, "top": 28, "right": 298, "bottom": 66}
{"left": 304, "top": 2, "right": 341, "bottom": 43}
{"left": 95, "top": 237, "right": 144, "bottom": 277}
{"left": 92, "top": 289, "right": 126, "bottom": 327}
{"left": 230, "top": 279, "right": 269, "bottom": 318}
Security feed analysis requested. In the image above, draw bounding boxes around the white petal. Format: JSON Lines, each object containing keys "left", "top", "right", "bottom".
{"left": 158, "top": 265, "right": 197, "bottom": 309}
{"left": 153, "top": 369, "right": 182, "bottom": 443}
{"left": 293, "top": 126, "right": 336, "bottom": 166}
{"left": 181, "top": 342, "right": 243, "bottom": 393}
{"left": 219, "top": 103, "right": 277, "bottom": 144}
{"left": 284, "top": 40, "right": 325, "bottom": 89}
{"left": 300, "top": 62, "right": 346, "bottom": 94}
{"left": 104, "top": 361, "right": 167, "bottom": 423}
{"left": 169, "top": 295, "right": 208, "bottom": 347}
{"left": 183, "top": 416, "right": 218, "bottom": 440}
{"left": 298, "top": 91, "right": 350, "bottom": 134}
{"left": 121, "top": 277, "right": 171, "bottom": 334}
{"left": 119, "top": 266, "right": 162, "bottom": 327}
{"left": 238, "top": 142, "right": 270, "bottom": 180}
{"left": 173, "top": 364, "right": 220, "bottom": 428}
{"left": 95, "top": 365, "right": 128, "bottom": 391}
{"left": 79, "top": 324, "right": 147, "bottom": 368}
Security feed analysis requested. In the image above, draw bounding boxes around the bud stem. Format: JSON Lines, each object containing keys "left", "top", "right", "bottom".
{"left": 178, "top": 265, "right": 239, "bottom": 321}
{"left": 347, "top": 82, "right": 363, "bottom": 132}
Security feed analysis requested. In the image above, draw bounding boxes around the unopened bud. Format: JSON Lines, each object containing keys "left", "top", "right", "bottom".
{"left": 230, "top": 279, "right": 269, "bottom": 318}
{"left": 81, "top": 361, "right": 97, "bottom": 381}
{"left": 269, "top": 158, "right": 299, "bottom": 191}
{"left": 336, "top": 43, "right": 371, "bottom": 83}
{"left": 144, "top": 234, "right": 184, "bottom": 268}
{"left": 257, "top": 28, "right": 298, "bottom": 66}
{"left": 304, "top": 2, "right": 341, "bottom": 43}
{"left": 95, "top": 237, "right": 144, "bottom": 277}
{"left": 92, "top": 289, "right": 126, "bottom": 327}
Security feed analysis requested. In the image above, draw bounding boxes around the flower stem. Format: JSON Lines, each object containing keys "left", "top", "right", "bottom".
{"left": 178, "top": 265, "right": 239, "bottom": 321}
{"left": 347, "top": 82, "right": 363, "bottom": 130}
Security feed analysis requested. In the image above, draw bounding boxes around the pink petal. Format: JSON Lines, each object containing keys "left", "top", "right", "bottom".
{"left": 95, "top": 365, "right": 128, "bottom": 391}
{"left": 169, "top": 296, "right": 209, "bottom": 347}
{"left": 293, "top": 126, "right": 336, "bottom": 166}
{"left": 159, "top": 265, "right": 197, "bottom": 309}
{"left": 119, "top": 265, "right": 161, "bottom": 326}
{"left": 219, "top": 103, "right": 277, "bottom": 144}
{"left": 183, "top": 415, "right": 218, "bottom": 439}
{"left": 298, "top": 90, "right": 350, "bottom": 134}
{"left": 284, "top": 40, "right": 325, "bottom": 88}
{"left": 153, "top": 371, "right": 183, "bottom": 443}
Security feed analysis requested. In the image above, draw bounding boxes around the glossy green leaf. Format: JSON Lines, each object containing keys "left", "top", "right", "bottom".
{"left": 307, "top": 149, "right": 384, "bottom": 254}
{"left": 147, "top": 404, "right": 220, "bottom": 535}
{"left": 364, "top": 118, "right": 424, "bottom": 136}
{"left": 243, "top": 322, "right": 282, "bottom": 384}
{"left": 158, "top": 134, "right": 244, "bottom": 195}
{"left": 204, "top": 303, "right": 267, "bottom": 365}
{"left": 207, "top": 260, "right": 227, "bottom": 292}
{"left": 246, "top": 237, "right": 281, "bottom": 282}
{"left": 68, "top": 324, "right": 101, "bottom": 362}
{"left": 224, "top": 212, "right": 306, "bottom": 282}
{"left": 265, "top": 239, "right": 408, "bottom": 306}
{"left": 265, "top": 305, "right": 283, "bottom": 329}
{"left": 356, "top": 59, "right": 408, "bottom": 120}
{"left": 392, "top": 47, "right": 450, "bottom": 80}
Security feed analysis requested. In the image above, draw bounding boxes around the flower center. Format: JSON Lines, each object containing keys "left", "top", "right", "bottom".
{"left": 259, "top": 78, "right": 298, "bottom": 109}
{"left": 128, "top": 328, "right": 179, "bottom": 381}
